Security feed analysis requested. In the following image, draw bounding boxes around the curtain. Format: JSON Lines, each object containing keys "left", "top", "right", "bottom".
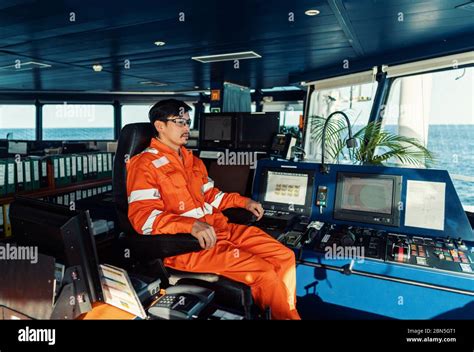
{"left": 223, "top": 83, "right": 251, "bottom": 112}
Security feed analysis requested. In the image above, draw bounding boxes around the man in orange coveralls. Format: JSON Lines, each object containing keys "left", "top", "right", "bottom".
{"left": 127, "top": 99, "right": 300, "bottom": 320}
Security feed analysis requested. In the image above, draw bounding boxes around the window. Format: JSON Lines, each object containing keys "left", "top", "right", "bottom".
{"left": 121, "top": 104, "right": 152, "bottom": 127}
{"left": 262, "top": 102, "right": 303, "bottom": 129}
{"left": 0, "top": 104, "right": 36, "bottom": 140}
{"left": 42, "top": 104, "right": 114, "bottom": 140}
{"left": 305, "top": 81, "right": 378, "bottom": 161}
{"left": 384, "top": 66, "right": 474, "bottom": 208}
{"left": 123, "top": 102, "right": 197, "bottom": 129}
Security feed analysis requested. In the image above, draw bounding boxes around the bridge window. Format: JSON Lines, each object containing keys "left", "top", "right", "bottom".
{"left": 0, "top": 104, "right": 36, "bottom": 140}
{"left": 42, "top": 104, "right": 114, "bottom": 140}
{"left": 262, "top": 102, "right": 303, "bottom": 130}
{"left": 304, "top": 79, "right": 379, "bottom": 161}
{"left": 122, "top": 102, "right": 197, "bottom": 129}
{"left": 121, "top": 104, "right": 152, "bottom": 127}
{"left": 384, "top": 66, "right": 474, "bottom": 208}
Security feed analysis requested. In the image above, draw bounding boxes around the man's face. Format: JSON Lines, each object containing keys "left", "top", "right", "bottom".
{"left": 154, "top": 112, "right": 191, "bottom": 146}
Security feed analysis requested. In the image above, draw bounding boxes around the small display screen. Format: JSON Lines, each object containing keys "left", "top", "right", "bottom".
{"left": 264, "top": 171, "right": 308, "bottom": 206}
{"left": 339, "top": 175, "right": 394, "bottom": 214}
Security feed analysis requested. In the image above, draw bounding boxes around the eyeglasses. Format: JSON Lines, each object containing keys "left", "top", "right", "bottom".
{"left": 166, "top": 118, "right": 192, "bottom": 127}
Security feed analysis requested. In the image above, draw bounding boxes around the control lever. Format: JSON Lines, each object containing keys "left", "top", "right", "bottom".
{"left": 342, "top": 260, "right": 355, "bottom": 275}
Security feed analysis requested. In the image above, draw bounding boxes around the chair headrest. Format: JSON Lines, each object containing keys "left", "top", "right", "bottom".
{"left": 113, "top": 123, "right": 155, "bottom": 233}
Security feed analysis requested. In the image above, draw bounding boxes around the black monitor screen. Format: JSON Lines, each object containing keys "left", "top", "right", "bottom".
{"left": 334, "top": 172, "right": 402, "bottom": 227}
{"left": 204, "top": 116, "right": 232, "bottom": 141}
{"left": 238, "top": 113, "right": 279, "bottom": 149}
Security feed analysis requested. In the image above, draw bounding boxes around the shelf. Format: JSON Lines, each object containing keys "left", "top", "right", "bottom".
{"left": 0, "top": 178, "right": 112, "bottom": 205}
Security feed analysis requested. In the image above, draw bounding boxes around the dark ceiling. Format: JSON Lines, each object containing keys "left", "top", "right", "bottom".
{"left": 0, "top": 0, "right": 472, "bottom": 93}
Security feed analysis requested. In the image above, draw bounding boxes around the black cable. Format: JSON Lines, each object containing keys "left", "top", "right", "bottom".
{"left": 320, "top": 111, "right": 357, "bottom": 174}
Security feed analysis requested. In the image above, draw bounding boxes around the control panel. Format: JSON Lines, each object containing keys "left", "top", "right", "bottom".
{"left": 310, "top": 224, "right": 474, "bottom": 275}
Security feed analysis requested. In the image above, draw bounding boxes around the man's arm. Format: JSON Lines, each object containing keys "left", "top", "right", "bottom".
{"left": 127, "top": 160, "right": 195, "bottom": 235}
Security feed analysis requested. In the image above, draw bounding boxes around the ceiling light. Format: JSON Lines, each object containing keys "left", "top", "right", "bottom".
{"left": 0, "top": 61, "right": 51, "bottom": 72}
{"left": 139, "top": 80, "right": 168, "bottom": 87}
{"left": 305, "top": 9, "right": 320, "bottom": 16}
{"left": 92, "top": 64, "right": 103, "bottom": 72}
{"left": 154, "top": 41, "right": 166, "bottom": 46}
{"left": 194, "top": 85, "right": 199, "bottom": 89}
{"left": 192, "top": 51, "right": 261, "bottom": 63}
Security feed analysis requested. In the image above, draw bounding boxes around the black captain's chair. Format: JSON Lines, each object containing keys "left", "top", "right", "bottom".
{"left": 113, "top": 123, "right": 254, "bottom": 318}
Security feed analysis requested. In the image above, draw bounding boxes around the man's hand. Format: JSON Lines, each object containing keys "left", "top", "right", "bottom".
{"left": 245, "top": 199, "right": 264, "bottom": 221}
{"left": 191, "top": 221, "right": 217, "bottom": 249}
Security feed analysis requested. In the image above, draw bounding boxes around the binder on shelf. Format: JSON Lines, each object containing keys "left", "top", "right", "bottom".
{"left": 16, "top": 160, "right": 25, "bottom": 192}
{"left": 58, "top": 156, "right": 66, "bottom": 187}
{"left": 6, "top": 160, "right": 16, "bottom": 194}
{"left": 0, "top": 160, "right": 7, "bottom": 197}
{"left": 29, "top": 158, "right": 41, "bottom": 190}
{"left": 97, "top": 153, "right": 103, "bottom": 179}
{"left": 65, "top": 156, "right": 71, "bottom": 185}
{"left": 102, "top": 153, "right": 108, "bottom": 178}
{"left": 76, "top": 154, "right": 83, "bottom": 182}
{"left": 107, "top": 153, "right": 113, "bottom": 177}
{"left": 64, "top": 156, "right": 71, "bottom": 185}
{"left": 0, "top": 205, "right": 4, "bottom": 238}
{"left": 91, "top": 154, "right": 98, "bottom": 179}
{"left": 24, "top": 159, "right": 32, "bottom": 191}
{"left": 71, "top": 155, "right": 77, "bottom": 183}
{"left": 83, "top": 155, "right": 89, "bottom": 180}
{"left": 40, "top": 158, "right": 49, "bottom": 188}
{"left": 52, "top": 156, "right": 60, "bottom": 187}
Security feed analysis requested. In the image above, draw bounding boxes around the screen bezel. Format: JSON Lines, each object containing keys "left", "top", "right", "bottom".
{"left": 258, "top": 167, "right": 315, "bottom": 216}
{"left": 334, "top": 172, "right": 402, "bottom": 227}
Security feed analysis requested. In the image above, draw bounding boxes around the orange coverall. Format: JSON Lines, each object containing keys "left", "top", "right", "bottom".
{"left": 127, "top": 138, "right": 300, "bottom": 319}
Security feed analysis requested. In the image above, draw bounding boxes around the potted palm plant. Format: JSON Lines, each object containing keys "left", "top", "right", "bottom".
{"left": 309, "top": 115, "right": 435, "bottom": 167}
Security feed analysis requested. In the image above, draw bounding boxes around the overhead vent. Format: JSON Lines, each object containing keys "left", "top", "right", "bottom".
{"left": 0, "top": 61, "right": 52, "bottom": 72}
{"left": 139, "top": 81, "right": 168, "bottom": 87}
{"left": 192, "top": 51, "right": 261, "bottom": 63}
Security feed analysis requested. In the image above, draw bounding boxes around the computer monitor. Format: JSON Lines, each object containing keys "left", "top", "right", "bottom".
{"left": 10, "top": 197, "right": 103, "bottom": 311}
{"left": 334, "top": 172, "right": 402, "bottom": 226}
{"left": 237, "top": 112, "right": 280, "bottom": 150}
{"left": 199, "top": 113, "right": 237, "bottom": 149}
{"left": 256, "top": 167, "right": 315, "bottom": 217}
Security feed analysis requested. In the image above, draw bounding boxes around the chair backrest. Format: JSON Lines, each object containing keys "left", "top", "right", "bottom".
{"left": 113, "top": 123, "right": 155, "bottom": 234}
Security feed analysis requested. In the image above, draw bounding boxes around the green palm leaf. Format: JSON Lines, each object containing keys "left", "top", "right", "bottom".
{"left": 308, "top": 116, "right": 436, "bottom": 167}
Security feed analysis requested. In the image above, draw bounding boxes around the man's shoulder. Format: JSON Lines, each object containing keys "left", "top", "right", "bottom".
{"left": 127, "top": 148, "right": 161, "bottom": 169}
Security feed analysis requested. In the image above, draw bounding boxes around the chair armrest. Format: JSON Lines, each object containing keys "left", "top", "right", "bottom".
{"left": 223, "top": 208, "right": 254, "bottom": 225}
{"left": 121, "top": 233, "right": 202, "bottom": 259}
